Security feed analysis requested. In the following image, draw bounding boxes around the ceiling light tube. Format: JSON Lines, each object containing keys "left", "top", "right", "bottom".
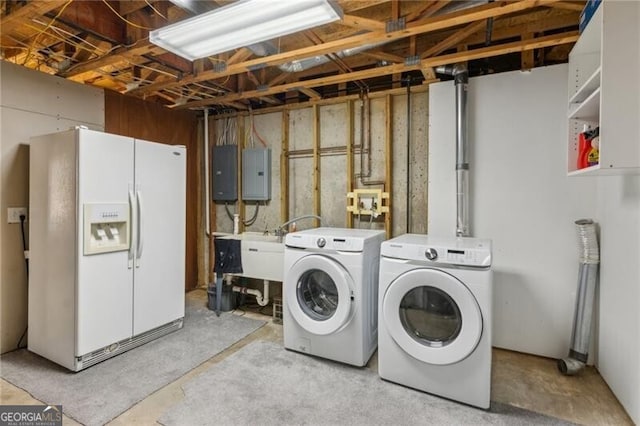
{"left": 150, "top": 0, "right": 343, "bottom": 61}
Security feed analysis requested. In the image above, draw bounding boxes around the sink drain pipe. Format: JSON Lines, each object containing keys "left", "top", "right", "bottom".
{"left": 558, "top": 219, "right": 600, "bottom": 375}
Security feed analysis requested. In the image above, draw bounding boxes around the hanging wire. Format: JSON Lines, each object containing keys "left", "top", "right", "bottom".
{"left": 22, "top": 0, "right": 74, "bottom": 65}
{"left": 243, "top": 203, "right": 260, "bottom": 227}
{"left": 101, "top": 0, "right": 153, "bottom": 30}
{"left": 144, "top": 0, "right": 167, "bottom": 20}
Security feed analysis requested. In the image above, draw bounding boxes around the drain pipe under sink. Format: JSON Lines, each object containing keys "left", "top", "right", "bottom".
{"left": 225, "top": 276, "right": 270, "bottom": 307}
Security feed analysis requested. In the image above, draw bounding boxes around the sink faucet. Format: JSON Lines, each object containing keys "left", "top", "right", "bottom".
{"left": 275, "top": 215, "right": 325, "bottom": 242}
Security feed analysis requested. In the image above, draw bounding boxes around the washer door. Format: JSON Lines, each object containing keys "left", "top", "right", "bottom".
{"left": 285, "top": 254, "right": 353, "bottom": 335}
{"left": 382, "top": 268, "right": 482, "bottom": 365}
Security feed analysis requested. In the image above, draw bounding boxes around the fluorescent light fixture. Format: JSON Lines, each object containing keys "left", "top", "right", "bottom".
{"left": 150, "top": 0, "right": 343, "bottom": 61}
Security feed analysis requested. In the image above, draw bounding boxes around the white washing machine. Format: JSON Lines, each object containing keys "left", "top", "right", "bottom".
{"left": 378, "top": 234, "right": 492, "bottom": 409}
{"left": 283, "top": 227, "right": 386, "bottom": 366}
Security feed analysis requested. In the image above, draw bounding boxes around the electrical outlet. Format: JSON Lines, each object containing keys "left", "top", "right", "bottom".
{"left": 7, "top": 207, "right": 27, "bottom": 224}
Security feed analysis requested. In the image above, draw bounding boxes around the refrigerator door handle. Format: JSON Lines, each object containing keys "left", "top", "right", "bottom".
{"left": 136, "top": 189, "right": 144, "bottom": 267}
{"left": 128, "top": 189, "right": 135, "bottom": 269}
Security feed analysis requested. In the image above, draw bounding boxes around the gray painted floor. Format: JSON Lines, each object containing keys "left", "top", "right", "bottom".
{"left": 0, "top": 291, "right": 633, "bottom": 425}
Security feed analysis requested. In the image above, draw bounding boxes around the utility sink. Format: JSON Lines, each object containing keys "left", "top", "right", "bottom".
{"left": 219, "top": 232, "right": 284, "bottom": 282}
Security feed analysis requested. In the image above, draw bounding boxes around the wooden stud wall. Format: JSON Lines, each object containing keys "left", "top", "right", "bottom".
{"left": 313, "top": 104, "right": 321, "bottom": 228}
{"left": 346, "top": 100, "right": 355, "bottom": 228}
{"left": 384, "top": 94, "right": 393, "bottom": 239}
{"left": 281, "top": 110, "right": 290, "bottom": 224}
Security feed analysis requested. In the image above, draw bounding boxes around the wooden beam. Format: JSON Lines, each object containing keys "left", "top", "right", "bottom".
{"left": 237, "top": 116, "right": 245, "bottom": 232}
{"left": 281, "top": 110, "right": 290, "bottom": 224}
{"left": 299, "top": 87, "right": 322, "bottom": 100}
{"left": 132, "top": 0, "right": 562, "bottom": 95}
{"left": 174, "top": 31, "right": 578, "bottom": 109}
{"left": 384, "top": 94, "right": 393, "bottom": 239}
{"left": 119, "top": 1, "right": 149, "bottom": 16}
{"left": 521, "top": 33, "right": 535, "bottom": 70}
{"left": 346, "top": 100, "right": 355, "bottom": 228}
{"left": 405, "top": 0, "right": 450, "bottom": 22}
{"left": 1, "top": 1, "right": 68, "bottom": 33}
{"left": 312, "top": 104, "right": 321, "bottom": 228}
{"left": 226, "top": 48, "right": 253, "bottom": 65}
{"left": 340, "top": 14, "right": 386, "bottom": 32}
{"left": 421, "top": 21, "right": 487, "bottom": 59}
{"left": 360, "top": 50, "right": 405, "bottom": 64}
{"left": 60, "top": 40, "right": 161, "bottom": 77}
{"left": 545, "top": 1, "right": 585, "bottom": 12}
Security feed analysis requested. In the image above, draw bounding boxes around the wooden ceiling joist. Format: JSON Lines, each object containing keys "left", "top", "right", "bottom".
{"left": 130, "top": 0, "right": 563, "bottom": 97}
{"left": 174, "top": 31, "right": 578, "bottom": 110}
{"left": 1, "top": 1, "right": 69, "bottom": 34}
{"left": 421, "top": 20, "right": 487, "bottom": 59}
{"left": 340, "top": 14, "right": 386, "bottom": 32}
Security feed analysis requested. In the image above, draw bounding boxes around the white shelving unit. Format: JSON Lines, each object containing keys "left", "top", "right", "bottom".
{"left": 566, "top": 2, "right": 640, "bottom": 176}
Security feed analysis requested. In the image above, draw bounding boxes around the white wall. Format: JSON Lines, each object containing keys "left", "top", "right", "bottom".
{"left": 428, "top": 65, "right": 597, "bottom": 359}
{"left": 430, "top": 64, "right": 640, "bottom": 422}
{"left": 0, "top": 61, "right": 104, "bottom": 353}
{"left": 596, "top": 175, "right": 640, "bottom": 424}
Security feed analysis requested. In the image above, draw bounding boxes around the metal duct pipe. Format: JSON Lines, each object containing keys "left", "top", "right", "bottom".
{"left": 278, "top": 41, "right": 387, "bottom": 73}
{"left": 558, "top": 219, "right": 600, "bottom": 375}
{"left": 435, "top": 64, "right": 470, "bottom": 237}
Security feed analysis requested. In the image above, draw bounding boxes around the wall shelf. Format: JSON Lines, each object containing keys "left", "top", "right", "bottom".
{"left": 566, "top": 2, "right": 640, "bottom": 176}
{"left": 568, "top": 67, "right": 601, "bottom": 105}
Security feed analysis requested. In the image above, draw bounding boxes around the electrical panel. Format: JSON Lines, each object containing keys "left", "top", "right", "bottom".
{"left": 242, "top": 148, "right": 271, "bottom": 201}
{"left": 212, "top": 145, "right": 238, "bottom": 202}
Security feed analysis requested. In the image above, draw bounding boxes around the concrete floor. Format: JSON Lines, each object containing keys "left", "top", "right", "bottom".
{"left": 0, "top": 291, "right": 632, "bottom": 425}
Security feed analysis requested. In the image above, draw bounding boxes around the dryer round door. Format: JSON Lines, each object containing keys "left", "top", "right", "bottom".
{"left": 285, "top": 254, "right": 353, "bottom": 335}
{"left": 382, "top": 268, "right": 482, "bottom": 365}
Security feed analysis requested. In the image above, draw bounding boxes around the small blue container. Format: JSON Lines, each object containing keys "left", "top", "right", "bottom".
{"left": 579, "top": 0, "right": 602, "bottom": 34}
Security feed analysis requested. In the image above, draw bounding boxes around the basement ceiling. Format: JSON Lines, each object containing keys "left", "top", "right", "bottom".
{"left": 0, "top": 0, "right": 583, "bottom": 112}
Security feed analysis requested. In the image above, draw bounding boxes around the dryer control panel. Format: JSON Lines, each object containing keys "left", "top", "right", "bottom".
{"left": 381, "top": 234, "right": 491, "bottom": 267}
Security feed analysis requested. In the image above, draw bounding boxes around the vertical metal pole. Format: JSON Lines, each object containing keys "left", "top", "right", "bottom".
{"left": 454, "top": 68, "right": 470, "bottom": 237}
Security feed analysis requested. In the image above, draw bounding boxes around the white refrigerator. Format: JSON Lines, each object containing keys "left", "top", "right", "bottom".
{"left": 28, "top": 128, "right": 186, "bottom": 371}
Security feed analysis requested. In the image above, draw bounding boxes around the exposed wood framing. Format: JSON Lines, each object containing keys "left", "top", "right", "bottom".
{"left": 0, "top": 1, "right": 68, "bottom": 33}
{"left": 545, "top": 1, "right": 585, "bottom": 11}
{"left": 174, "top": 31, "right": 578, "bottom": 109}
{"left": 212, "top": 85, "right": 430, "bottom": 119}
{"left": 131, "top": 0, "right": 563, "bottom": 96}
{"left": 299, "top": 87, "right": 322, "bottom": 100}
{"left": 346, "top": 100, "right": 355, "bottom": 228}
{"left": 521, "top": 32, "right": 535, "bottom": 70}
{"left": 340, "top": 14, "right": 386, "bottom": 31}
{"left": 207, "top": 114, "right": 215, "bottom": 285}
{"left": 281, "top": 110, "right": 290, "bottom": 224}
{"left": 421, "top": 20, "right": 487, "bottom": 59}
{"left": 237, "top": 115, "right": 245, "bottom": 232}
{"left": 384, "top": 94, "right": 393, "bottom": 239}
{"left": 313, "top": 104, "right": 321, "bottom": 228}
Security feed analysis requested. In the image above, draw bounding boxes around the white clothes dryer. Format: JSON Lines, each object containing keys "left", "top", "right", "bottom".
{"left": 378, "top": 234, "right": 493, "bottom": 409}
{"left": 283, "top": 228, "right": 385, "bottom": 366}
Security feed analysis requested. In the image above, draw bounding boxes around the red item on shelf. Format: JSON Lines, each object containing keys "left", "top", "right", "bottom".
{"left": 578, "top": 130, "right": 590, "bottom": 169}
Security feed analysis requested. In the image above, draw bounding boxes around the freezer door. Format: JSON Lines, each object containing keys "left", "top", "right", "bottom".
{"left": 77, "top": 130, "right": 135, "bottom": 356}
{"left": 133, "top": 139, "right": 186, "bottom": 335}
